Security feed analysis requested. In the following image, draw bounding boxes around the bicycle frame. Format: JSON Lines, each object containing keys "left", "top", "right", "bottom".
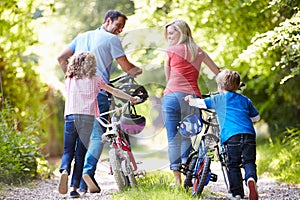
{"left": 96, "top": 73, "right": 147, "bottom": 190}
{"left": 180, "top": 104, "right": 230, "bottom": 196}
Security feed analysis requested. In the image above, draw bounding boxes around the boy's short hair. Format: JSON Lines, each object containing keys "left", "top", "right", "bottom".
{"left": 216, "top": 69, "right": 241, "bottom": 92}
{"left": 65, "top": 52, "right": 97, "bottom": 79}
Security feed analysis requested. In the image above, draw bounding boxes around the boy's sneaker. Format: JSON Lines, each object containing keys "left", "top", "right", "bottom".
{"left": 226, "top": 193, "right": 241, "bottom": 200}
{"left": 58, "top": 170, "right": 68, "bottom": 194}
{"left": 83, "top": 174, "right": 101, "bottom": 193}
{"left": 247, "top": 177, "right": 258, "bottom": 200}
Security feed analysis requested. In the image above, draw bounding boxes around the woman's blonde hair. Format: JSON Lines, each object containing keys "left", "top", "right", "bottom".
{"left": 216, "top": 69, "right": 241, "bottom": 92}
{"left": 164, "top": 20, "right": 199, "bottom": 62}
{"left": 65, "top": 52, "right": 97, "bottom": 79}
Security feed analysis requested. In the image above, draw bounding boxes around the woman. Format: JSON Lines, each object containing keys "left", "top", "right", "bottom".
{"left": 162, "top": 20, "right": 220, "bottom": 185}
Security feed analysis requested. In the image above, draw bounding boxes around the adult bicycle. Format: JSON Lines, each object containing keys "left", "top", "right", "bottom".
{"left": 178, "top": 93, "right": 231, "bottom": 197}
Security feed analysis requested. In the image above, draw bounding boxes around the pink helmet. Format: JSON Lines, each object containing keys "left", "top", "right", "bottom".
{"left": 120, "top": 104, "right": 146, "bottom": 135}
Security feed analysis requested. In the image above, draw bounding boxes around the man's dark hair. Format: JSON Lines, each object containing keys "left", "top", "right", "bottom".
{"left": 104, "top": 10, "right": 127, "bottom": 23}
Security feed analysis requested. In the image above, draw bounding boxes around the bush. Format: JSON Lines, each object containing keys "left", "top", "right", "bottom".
{"left": 257, "top": 126, "right": 300, "bottom": 184}
{"left": 0, "top": 100, "right": 50, "bottom": 184}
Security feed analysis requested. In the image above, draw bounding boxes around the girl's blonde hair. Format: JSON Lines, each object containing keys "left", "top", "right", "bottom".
{"left": 65, "top": 52, "right": 97, "bottom": 79}
{"left": 216, "top": 69, "right": 241, "bottom": 92}
{"left": 164, "top": 20, "right": 199, "bottom": 62}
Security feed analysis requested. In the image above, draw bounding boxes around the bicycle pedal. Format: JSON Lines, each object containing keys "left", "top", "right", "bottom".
{"left": 134, "top": 170, "right": 146, "bottom": 177}
{"left": 136, "top": 161, "right": 143, "bottom": 164}
{"left": 210, "top": 173, "right": 218, "bottom": 182}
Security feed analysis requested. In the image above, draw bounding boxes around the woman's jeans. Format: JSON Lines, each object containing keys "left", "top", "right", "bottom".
{"left": 60, "top": 114, "right": 94, "bottom": 188}
{"left": 80, "top": 93, "right": 109, "bottom": 190}
{"left": 224, "top": 133, "right": 257, "bottom": 197}
{"left": 162, "top": 92, "right": 197, "bottom": 171}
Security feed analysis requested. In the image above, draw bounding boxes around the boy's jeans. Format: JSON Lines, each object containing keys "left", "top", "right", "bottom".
{"left": 225, "top": 133, "right": 257, "bottom": 197}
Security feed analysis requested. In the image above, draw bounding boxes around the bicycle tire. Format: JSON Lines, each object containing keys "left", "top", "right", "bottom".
{"left": 192, "top": 156, "right": 211, "bottom": 196}
{"left": 109, "top": 148, "right": 128, "bottom": 190}
{"left": 121, "top": 152, "right": 137, "bottom": 188}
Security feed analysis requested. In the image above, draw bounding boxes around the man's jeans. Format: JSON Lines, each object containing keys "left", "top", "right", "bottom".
{"left": 162, "top": 92, "right": 197, "bottom": 170}
{"left": 60, "top": 114, "right": 94, "bottom": 188}
{"left": 225, "top": 133, "right": 257, "bottom": 197}
{"left": 80, "top": 93, "right": 109, "bottom": 190}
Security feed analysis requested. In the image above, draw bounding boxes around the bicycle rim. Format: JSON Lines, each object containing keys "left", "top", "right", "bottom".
{"left": 192, "top": 156, "right": 211, "bottom": 196}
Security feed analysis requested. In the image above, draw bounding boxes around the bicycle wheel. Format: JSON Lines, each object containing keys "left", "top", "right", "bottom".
{"left": 183, "top": 151, "right": 198, "bottom": 189}
{"left": 109, "top": 148, "right": 128, "bottom": 190}
{"left": 121, "top": 152, "right": 137, "bottom": 188}
{"left": 219, "top": 145, "right": 231, "bottom": 193}
{"left": 192, "top": 156, "right": 211, "bottom": 196}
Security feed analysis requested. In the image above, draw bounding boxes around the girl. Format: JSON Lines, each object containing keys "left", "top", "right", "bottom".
{"left": 58, "top": 52, "right": 139, "bottom": 198}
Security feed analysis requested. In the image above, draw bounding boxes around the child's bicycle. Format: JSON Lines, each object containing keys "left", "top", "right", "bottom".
{"left": 97, "top": 74, "right": 148, "bottom": 190}
{"left": 178, "top": 93, "right": 231, "bottom": 197}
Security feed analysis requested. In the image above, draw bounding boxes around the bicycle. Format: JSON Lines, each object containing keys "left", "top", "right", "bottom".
{"left": 178, "top": 93, "right": 231, "bottom": 197}
{"left": 96, "top": 74, "right": 148, "bottom": 191}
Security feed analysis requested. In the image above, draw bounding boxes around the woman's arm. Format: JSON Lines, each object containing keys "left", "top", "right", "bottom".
{"left": 164, "top": 54, "right": 171, "bottom": 81}
{"left": 203, "top": 53, "right": 221, "bottom": 75}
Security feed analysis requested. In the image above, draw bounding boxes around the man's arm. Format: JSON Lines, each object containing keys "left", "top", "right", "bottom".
{"left": 57, "top": 47, "right": 74, "bottom": 73}
{"left": 115, "top": 56, "right": 142, "bottom": 77}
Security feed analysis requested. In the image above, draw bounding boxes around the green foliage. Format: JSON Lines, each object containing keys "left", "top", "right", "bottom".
{"left": 55, "top": 0, "right": 135, "bottom": 41}
{"left": 0, "top": 0, "right": 61, "bottom": 181}
{"left": 0, "top": 100, "right": 50, "bottom": 184}
{"left": 257, "top": 126, "right": 300, "bottom": 184}
{"left": 0, "top": 0, "right": 50, "bottom": 135}
{"left": 232, "top": 10, "right": 300, "bottom": 135}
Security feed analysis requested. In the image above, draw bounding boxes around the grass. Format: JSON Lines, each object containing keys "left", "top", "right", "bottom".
{"left": 110, "top": 170, "right": 224, "bottom": 200}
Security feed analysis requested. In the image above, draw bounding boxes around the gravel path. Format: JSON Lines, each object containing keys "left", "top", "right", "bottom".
{"left": 1, "top": 157, "right": 299, "bottom": 200}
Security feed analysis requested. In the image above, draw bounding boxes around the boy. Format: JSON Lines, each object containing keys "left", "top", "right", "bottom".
{"left": 185, "top": 69, "right": 259, "bottom": 200}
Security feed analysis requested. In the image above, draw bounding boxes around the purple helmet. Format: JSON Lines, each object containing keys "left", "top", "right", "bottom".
{"left": 120, "top": 104, "right": 146, "bottom": 135}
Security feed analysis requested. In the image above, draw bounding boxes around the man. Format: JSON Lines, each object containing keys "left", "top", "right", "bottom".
{"left": 57, "top": 10, "right": 142, "bottom": 196}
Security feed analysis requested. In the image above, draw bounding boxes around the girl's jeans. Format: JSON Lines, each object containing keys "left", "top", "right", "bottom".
{"left": 224, "top": 133, "right": 257, "bottom": 197}
{"left": 60, "top": 114, "right": 94, "bottom": 188}
{"left": 80, "top": 93, "right": 109, "bottom": 190}
{"left": 162, "top": 92, "right": 196, "bottom": 171}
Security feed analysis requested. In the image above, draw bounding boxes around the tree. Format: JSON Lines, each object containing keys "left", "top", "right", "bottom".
{"left": 0, "top": 0, "right": 56, "bottom": 182}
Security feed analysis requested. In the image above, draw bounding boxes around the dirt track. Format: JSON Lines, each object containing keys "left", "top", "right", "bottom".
{"left": 1, "top": 155, "right": 299, "bottom": 200}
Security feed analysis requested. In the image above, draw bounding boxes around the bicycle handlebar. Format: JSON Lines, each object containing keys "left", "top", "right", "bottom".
{"left": 110, "top": 74, "right": 134, "bottom": 84}
{"left": 96, "top": 102, "right": 129, "bottom": 129}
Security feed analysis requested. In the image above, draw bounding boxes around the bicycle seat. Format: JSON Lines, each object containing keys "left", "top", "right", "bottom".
{"left": 102, "top": 130, "right": 117, "bottom": 141}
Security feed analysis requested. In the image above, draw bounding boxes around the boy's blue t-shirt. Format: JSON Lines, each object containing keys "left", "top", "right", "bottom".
{"left": 68, "top": 28, "right": 125, "bottom": 84}
{"left": 204, "top": 92, "right": 259, "bottom": 144}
